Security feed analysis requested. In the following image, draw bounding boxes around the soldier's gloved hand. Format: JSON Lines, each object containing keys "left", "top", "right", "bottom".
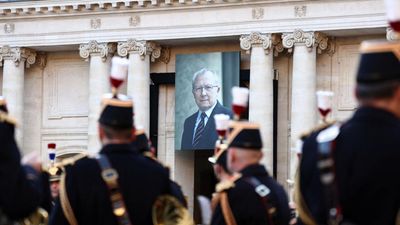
{"left": 22, "top": 151, "right": 42, "bottom": 173}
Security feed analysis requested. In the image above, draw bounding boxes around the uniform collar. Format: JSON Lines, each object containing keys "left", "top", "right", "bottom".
{"left": 239, "top": 164, "right": 269, "bottom": 177}
{"left": 354, "top": 106, "right": 400, "bottom": 124}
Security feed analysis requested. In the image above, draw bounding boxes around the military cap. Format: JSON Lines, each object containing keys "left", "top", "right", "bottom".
{"left": 99, "top": 93, "right": 133, "bottom": 129}
{"left": 227, "top": 121, "right": 262, "bottom": 150}
{"left": 356, "top": 40, "right": 400, "bottom": 84}
{"left": 208, "top": 142, "right": 228, "bottom": 164}
{"left": 49, "top": 167, "right": 63, "bottom": 182}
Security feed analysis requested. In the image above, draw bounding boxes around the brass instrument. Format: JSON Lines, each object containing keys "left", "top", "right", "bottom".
{"left": 0, "top": 208, "right": 48, "bottom": 225}
{"left": 152, "top": 195, "right": 194, "bottom": 225}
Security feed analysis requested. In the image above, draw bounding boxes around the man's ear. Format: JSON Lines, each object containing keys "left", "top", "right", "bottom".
{"left": 98, "top": 126, "right": 105, "bottom": 142}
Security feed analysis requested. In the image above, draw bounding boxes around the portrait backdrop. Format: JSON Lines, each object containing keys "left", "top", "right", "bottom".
{"left": 175, "top": 51, "right": 240, "bottom": 150}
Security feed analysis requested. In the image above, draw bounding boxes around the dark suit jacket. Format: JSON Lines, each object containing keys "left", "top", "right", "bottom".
{"left": 49, "top": 144, "right": 172, "bottom": 225}
{"left": 180, "top": 101, "right": 232, "bottom": 150}
{"left": 299, "top": 107, "right": 400, "bottom": 225}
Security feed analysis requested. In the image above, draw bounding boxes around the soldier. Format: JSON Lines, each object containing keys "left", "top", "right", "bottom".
{"left": 132, "top": 129, "right": 187, "bottom": 207}
{"left": 49, "top": 93, "right": 174, "bottom": 225}
{"left": 211, "top": 121, "right": 291, "bottom": 225}
{"left": 297, "top": 40, "right": 400, "bottom": 225}
{"left": 0, "top": 96, "right": 50, "bottom": 221}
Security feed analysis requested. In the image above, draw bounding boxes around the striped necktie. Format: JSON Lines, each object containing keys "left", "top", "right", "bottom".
{"left": 193, "top": 112, "right": 207, "bottom": 148}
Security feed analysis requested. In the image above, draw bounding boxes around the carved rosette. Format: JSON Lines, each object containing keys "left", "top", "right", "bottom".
{"left": 0, "top": 46, "right": 36, "bottom": 68}
{"left": 117, "top": 39, "right": 161, "bottom": 61}
{"left": 271, "top": 33, "right": 284, "bottom": 57}
{"left": 240, "top": 32, "right": 272, "bottom": 55}
{"left": 79, "top": 41, "right": 116, "bottom": 61}
{"left": 387, "top": 27, "right": 400, "bottom": 41}
{"left": 282, "top": 30, "right": 315, "bottom": 53}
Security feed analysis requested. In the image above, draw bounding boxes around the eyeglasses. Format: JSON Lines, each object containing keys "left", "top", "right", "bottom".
{"left": 193, "top": 85, "right": 218, "bottom": 93}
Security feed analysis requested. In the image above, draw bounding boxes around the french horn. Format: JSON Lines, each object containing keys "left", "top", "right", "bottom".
{"left": 152, "top": 195, "right": 194, "bottom": 225}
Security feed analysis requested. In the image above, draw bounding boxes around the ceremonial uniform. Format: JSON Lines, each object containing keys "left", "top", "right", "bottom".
{"left": 211, "top": 122, "right": 290, "bottom": 225}
{"left": 49, "top": 144, "right": 172, "bottom": 225}
{"left": 0, "top": 98, "right": 49, "bottom": 220}
{"left": 49, "top": 70, "right": 179, "bottom": 225}
{"left": 297, "top": 40, "right": 400, "bottom": 225}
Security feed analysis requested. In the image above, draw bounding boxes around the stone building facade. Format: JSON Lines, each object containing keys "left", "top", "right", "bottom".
{"left": 0, "top": 0, "right": 394, "bottom": 211}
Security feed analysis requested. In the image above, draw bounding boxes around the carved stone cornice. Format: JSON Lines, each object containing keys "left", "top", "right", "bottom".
{"left": 79, "top": 41, "right": 116, "bottom": 61}
{"left": 282, "top": 30, "right": 334, "bottom": 55}
{"left": 0, "top": 46, "right": 36, "bottom": 68}
{"left": 117, "top": 39, "right": 161, "bottom": 61}
{"left": 387, "top": 27, "right": 400, "bottom": 41}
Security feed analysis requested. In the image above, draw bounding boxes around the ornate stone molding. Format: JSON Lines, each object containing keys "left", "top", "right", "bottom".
{"left": 156, "top": 47, "right": 171, "bottom": 64}
{"left": 315, "top": 32, "right": 335, "bottom": 56}
{"left": 387, "top": 27, "right": 400, "bottom": 41}
{"left": 90, "top": 18, "right": 101, "bottom": 29}
{"left": 240, "top": 32, "right": 284, "bottom": 56}
{"left": 294, "top": 5, "right": 307, "bottom": 18}
{"left": 282, "top": 30, "right": 315, "bottom": 53}
{"left": 252, "top": 8, "right": 264, "bottom": 20}
{"left": 240, "top": 32, "right": 272, "bottom": 55}
{"left": 4, "top": 23, "right": 14, "bottom": 34}
{"left": 35, "top": 52, "right": 47, "bottom": 69}
{"left": 79, "top": 41, "right": 116, "bottom": 61}
{"left": 117, "top": 39, "right": 161, "bottom": 61}
{"left": 0, "top": 46, "right": 36, "bottom": 68}
{"left": 129, "top": 15, "right": 141, "bottom": 27}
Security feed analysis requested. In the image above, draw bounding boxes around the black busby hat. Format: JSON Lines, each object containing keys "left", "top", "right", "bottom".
{"left": 99, "top": 94, "right": 133, "bottom": 129}
{"left": 227, "top": 121, "right": 262, "bottom": 150}
{"left": 356, "top": 40, "right": 400, "bottom": 84}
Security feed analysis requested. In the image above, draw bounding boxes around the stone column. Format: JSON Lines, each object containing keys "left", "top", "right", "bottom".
{"left": 117, "top": 39, "right": 161, "bottom": 135}
{"left": 240, "top": 32, "right": 283, "bottom": 173}
{"left": 282, "top": 30, "right": 330, "bottom": 185}
{"left": 79, "top": 41, "right": 116, "bottom": 153}
{"left": 0, "top": 46, "right": 36, "bottom": 148}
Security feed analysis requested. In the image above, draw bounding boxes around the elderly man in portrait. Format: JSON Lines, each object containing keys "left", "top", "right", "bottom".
{"left": 181, "top": 68, "right": 233, "bottom": 150}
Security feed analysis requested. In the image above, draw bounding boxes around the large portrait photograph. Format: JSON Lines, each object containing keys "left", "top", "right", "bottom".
{"left": 175, "top": 52, "right": 240, "bottom": 150}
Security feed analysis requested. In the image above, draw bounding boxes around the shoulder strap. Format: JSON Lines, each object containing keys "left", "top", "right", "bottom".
{"left": 316, "top": 123, "right": 343, "bottom": 225}
{"left": 220, "top": 192, "right": 237, "bottom": 225}
{"left": 60, "top": 168, "right": 78, "bottom": 225}
{"left": 243, "top": 177, "right": 279, "bottom": 225}
{"left": 95, "top": 154, "right": 132, "bottom": 225}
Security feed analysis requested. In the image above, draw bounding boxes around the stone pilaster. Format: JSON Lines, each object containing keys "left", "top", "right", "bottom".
{"left": 240, "top": 32, "right": 282, "bottom": 173}
{"left": 117, "top": 39, "right": 161, "bottom": 135}
{"left": 0, "top": 46, "right": 36, "bottom": 148}
{"left": 80, "top": 40, "right": 116, "bottom": 153}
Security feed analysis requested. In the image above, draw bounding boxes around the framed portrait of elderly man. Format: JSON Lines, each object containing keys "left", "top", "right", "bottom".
{"left": 175, "top": 52, "right": 240, "bottom": 150}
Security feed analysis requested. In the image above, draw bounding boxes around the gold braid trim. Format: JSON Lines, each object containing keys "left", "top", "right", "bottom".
{"left": 220, "top": 192, "right": 237, "bottom": 225}
{"left": 60, "top": 170, "right": 78, "bottom": 225}
{"left": 294, "top": 167, "right": 317, "bottom": 225}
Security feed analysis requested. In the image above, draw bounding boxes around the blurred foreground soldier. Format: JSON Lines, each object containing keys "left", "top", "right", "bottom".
{"left": 49, "top": 94, "right": 174, "bottom": 225}
{"left": 297, "top": 40, "right": 400, "bottom": 225}
{"left": 211, "top": 122, "right": 290, "bottom": 225}
{"left": 132, "top": 129, "right": 187, "bottom": 207}
{"left": 0, "top": 97, "right": 49, "bottom": 223}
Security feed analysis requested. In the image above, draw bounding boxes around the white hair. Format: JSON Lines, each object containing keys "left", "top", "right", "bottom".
{"left": 192, "top": 68, "right": 220, "bottom": 89}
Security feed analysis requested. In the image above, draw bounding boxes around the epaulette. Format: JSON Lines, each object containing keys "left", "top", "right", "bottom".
{"left": 299, "top": 120, "right": 337, "bottom": 141}
{"left": 215, "top": 173, "right": 242, "bottom": 193}
{"left": 0, "top": 111, "right": 17, "bottom": 126}
{"left": 57, "top": 153, "right": 88, "bottom": 168}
